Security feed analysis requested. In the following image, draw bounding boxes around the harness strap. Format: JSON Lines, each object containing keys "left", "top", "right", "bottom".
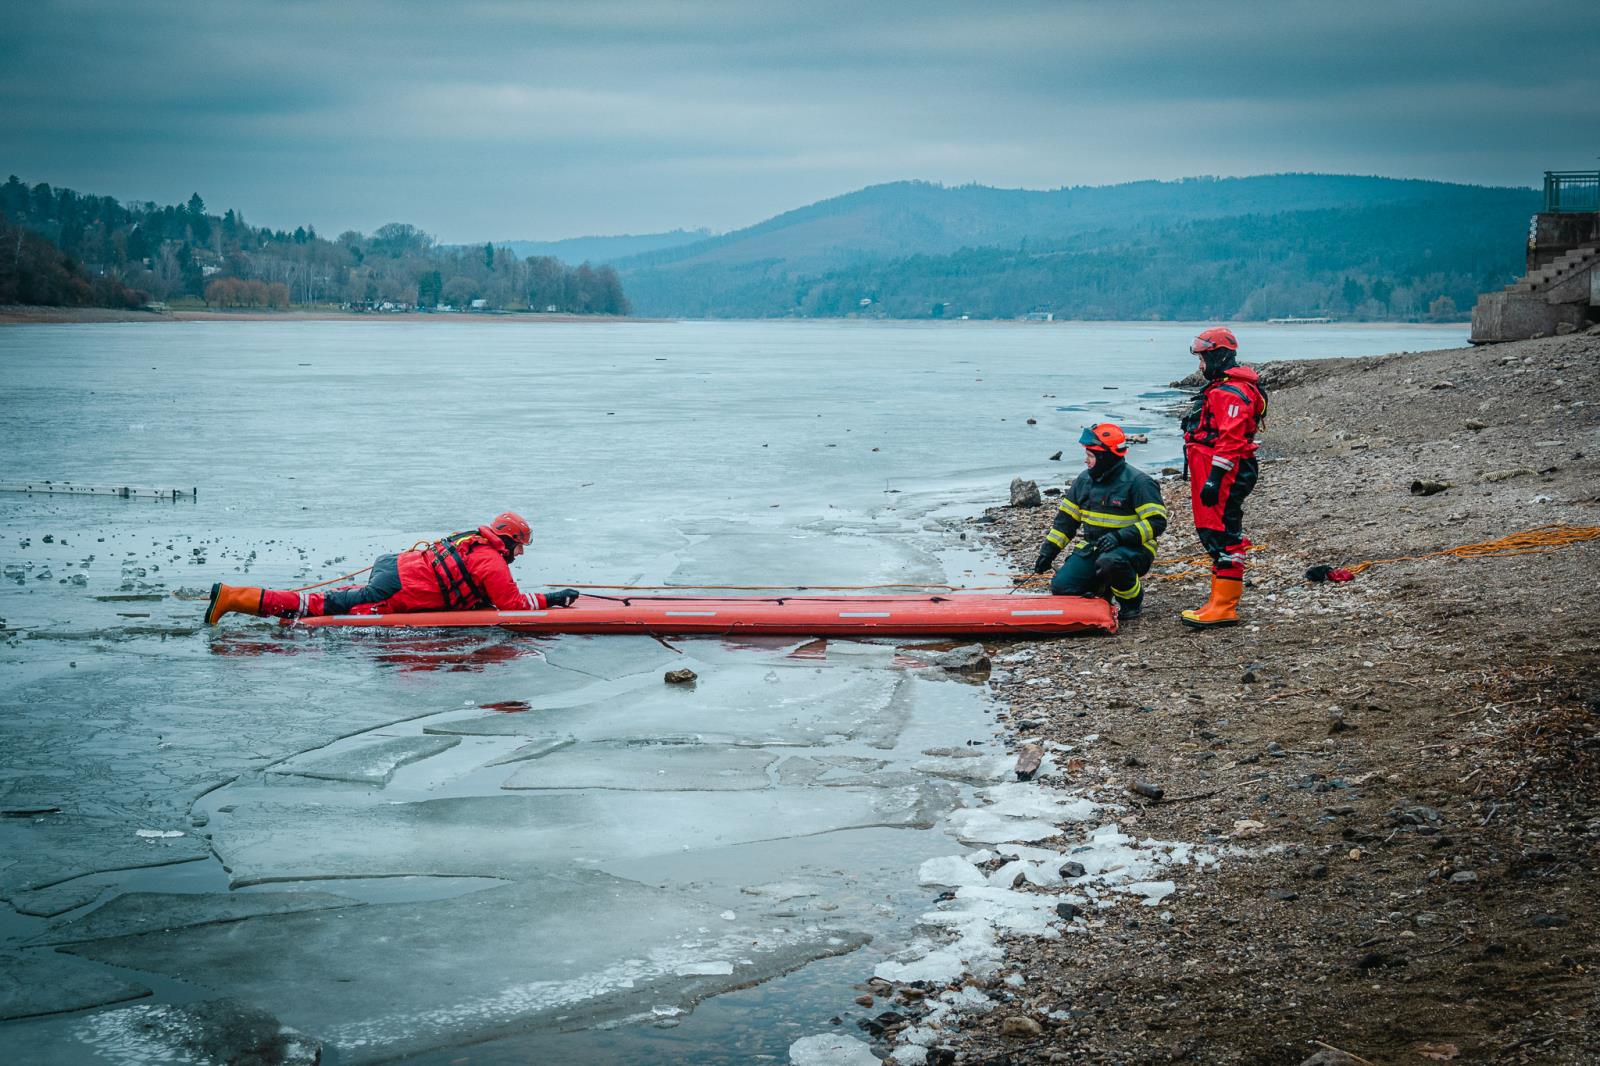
{"left": 426, "top": 532, "right": 491, "bottom": 609}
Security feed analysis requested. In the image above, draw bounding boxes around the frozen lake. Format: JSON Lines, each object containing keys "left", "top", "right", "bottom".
{"left": 0, "top": 320, "right": 1466, "bottom": 1062}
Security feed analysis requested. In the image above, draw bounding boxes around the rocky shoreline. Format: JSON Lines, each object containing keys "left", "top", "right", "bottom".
{"left": 843, "top": 328, "right": 1599, "bottom": 1065}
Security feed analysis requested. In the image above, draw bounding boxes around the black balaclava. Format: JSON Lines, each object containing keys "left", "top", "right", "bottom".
{"left": 1201, "top": 348, "right": 1239, "bottom": 381}
{"left": 1087, "top": 447, "right": 1125, "bottom": 483}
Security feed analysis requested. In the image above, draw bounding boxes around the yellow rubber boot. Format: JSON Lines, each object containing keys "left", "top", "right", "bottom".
{"left": 1181, "top": 576, "right": 1241, "bottom": 629}
{"left": 205, "top": 584, "right": 264, "bottom": 624}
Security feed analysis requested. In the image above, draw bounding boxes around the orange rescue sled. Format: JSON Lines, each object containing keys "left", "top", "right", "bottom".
{"left": 288, "top": 593, "right": 1115, "bottom": 638}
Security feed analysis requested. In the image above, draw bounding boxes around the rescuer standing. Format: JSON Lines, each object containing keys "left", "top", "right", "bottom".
{"left": 1033, "top": 422, "right": 1167, "bottom": 619}
{"left": 204, "top": 512, "right": 579, "bottom": 623}
{"left": 1180, "top": 328, "right": 1268, "bottom": 629}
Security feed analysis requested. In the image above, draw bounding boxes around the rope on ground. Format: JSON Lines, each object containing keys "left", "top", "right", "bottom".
{"left": 1343, "top": 524, "right": 1600, "bottom": 576}
{"left": 1151, "top": 525, "right": 1600, "bottom": 584}
{"left": 1151, "top": 544, "right": 1268, "bottom": 582}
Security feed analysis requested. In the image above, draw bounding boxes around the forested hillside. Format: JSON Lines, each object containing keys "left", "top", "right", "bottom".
{"left": 616, "top": 175, "right": 1537, "bottom": 320}
{"left": 0, "top": 176, "right": 629, "bottom": 314}
{"left": 499, "top": 229, "right": 710, "bottom": 266}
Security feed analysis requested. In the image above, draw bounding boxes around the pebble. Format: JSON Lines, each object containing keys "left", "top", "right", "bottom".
{"left": 663, "top": 668, "right": 697, "bottom": 685}
{"left": 999, "top": 1016, "right": 1044, "bottom": 1039}
{"left": 1448, "top": 870, "right": 1478, "bottom": 884}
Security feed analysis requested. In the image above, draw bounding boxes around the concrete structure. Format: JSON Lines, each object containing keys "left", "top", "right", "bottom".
{"left": 1471, "top": 171, "right": 1600, "bottom": 343}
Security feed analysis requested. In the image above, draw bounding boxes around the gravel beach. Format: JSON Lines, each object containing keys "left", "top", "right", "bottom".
{"left": 859, "top": 327, "right": 1599, "bottom": 1065}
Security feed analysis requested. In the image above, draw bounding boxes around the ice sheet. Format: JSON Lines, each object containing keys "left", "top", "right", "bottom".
{"left": 211, "top": 787, "right": 952, "bottom": 886}
{"left": 501, "top": 742, "right": 778, "bottom": 791}
{"left": 271, "top": 735, "right": 461, "bottom": 785}
{"left": 63, "top": 873, "right": 868, "bottom": 1063}
{"left": 0, "top": 951, "right": 149, "bottom": 1021}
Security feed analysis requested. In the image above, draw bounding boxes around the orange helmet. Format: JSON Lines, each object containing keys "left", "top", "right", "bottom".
{"left": 1190, "top": 327, "right": 1238, "bottom": 354}
{"left": 1079, "top": 422, "right": 1129, "bottom": 456}
{"left": 480, "top": 511, "right": 532, "bottom": 549}
{"left": 1192, "top": 326, "right": 1239, "bottom": 380}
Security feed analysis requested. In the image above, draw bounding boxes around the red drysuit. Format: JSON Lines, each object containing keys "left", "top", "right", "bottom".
{"left": 1182, "top": 365, "right": 1267, "bottom": 580}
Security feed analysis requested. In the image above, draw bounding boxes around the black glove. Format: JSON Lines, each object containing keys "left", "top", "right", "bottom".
{"left": 1033, "top": 548, "right": 1057, "bottom": 574}
{"left": 545, "top": 588, "right": 579, "bottom": 609}
{"left": 1090, "top": 532, "right": 1121, "bottom": 555}
{"left": 1199, "top": 471, "right": 1223, "bottom": 507}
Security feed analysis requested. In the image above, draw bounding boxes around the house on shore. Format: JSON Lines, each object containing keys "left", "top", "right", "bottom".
{"left": 1471, "top": 171, "right": 1600, "bottom": 342}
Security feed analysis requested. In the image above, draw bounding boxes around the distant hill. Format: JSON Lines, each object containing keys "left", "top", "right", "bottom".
{"left": 612, "top": 175, "right": 1538, "bottom": 320}
{"left": 499, "top": 229, "right": 711, "bottom": 265}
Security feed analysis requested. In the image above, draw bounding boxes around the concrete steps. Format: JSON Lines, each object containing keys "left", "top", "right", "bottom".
{"left": 1506, "top": 244, "right": 1600, "bottom": 293}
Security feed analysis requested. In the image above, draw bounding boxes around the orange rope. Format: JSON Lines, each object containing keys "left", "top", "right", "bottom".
{"left": 1152, "top": 544, "right": 1269, "bottom": 581}
{"left": 1343, "top": 524, "right": 1600, "bottom": 576}
{"left": 288, "top": 526, "right": 1599, "bottom": 596}
{"left": 1150, "top": 525, "right": 1599, "bottom": 583}
{"left": 287, "top": 541, "right": 430, "bottom": 592}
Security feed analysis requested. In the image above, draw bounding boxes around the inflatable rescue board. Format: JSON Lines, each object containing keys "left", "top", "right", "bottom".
{"left": 288, "top": 593, "right": 1115, "bottom": 637}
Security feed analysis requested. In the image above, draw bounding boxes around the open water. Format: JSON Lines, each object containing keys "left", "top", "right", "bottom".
{"left": 0, "top": 320, "right": 1466, "bottom": 1063}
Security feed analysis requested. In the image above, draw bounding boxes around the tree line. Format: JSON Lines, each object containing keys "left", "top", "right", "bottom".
{"left": 0, "top": 175, "right": 630, "bottom": 314}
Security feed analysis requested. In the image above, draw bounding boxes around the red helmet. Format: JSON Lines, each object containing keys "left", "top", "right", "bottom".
{"left": 1078, "top": 422, "right": 1129, "bottom": 456}
{"left": 481, "top": 511, "right": 532, "bottom": 548}
{"left": 1190, "top": 327, "right": 1238, "bottom": 355}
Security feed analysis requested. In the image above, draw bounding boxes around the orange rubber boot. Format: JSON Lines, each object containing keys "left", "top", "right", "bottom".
{"left": 205, "top": 584, "right": 264, "bottom": 624}
{"left": 1181, "top": 576, "right": 1241, "bottom": 629}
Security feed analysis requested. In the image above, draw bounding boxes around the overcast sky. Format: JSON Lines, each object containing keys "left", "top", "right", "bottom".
{"left": 3, "top": 1, "right": 1596, "bottom": 242}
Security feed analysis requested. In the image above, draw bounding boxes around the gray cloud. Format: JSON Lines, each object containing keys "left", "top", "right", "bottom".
{"left": 2, "top": 1, "right": 1594, "bottom": 241}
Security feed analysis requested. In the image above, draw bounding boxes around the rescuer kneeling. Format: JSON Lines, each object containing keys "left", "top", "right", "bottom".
{"left": 204, "top": 512, "right": 580, "bottom": 623}
{"left": 1181, "top": 327, "right": 1268, "bottom": 629}
{"left": 1032, "top": 423, "right": 1167, "bottom": 620}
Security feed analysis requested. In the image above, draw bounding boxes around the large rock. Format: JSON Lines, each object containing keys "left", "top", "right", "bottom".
{"left": 1008, "top": 478, "right": 1041, "bottom": 508}
{"left": 932, "top": 644, "right": 991, "bottom": 674}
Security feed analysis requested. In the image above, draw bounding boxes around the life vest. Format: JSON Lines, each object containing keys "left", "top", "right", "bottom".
{"left": 424, "top": 532, "right": 493, "bottom": 610}
{"left": 1182, "top": 370, "right": 1268, "bottom": 448}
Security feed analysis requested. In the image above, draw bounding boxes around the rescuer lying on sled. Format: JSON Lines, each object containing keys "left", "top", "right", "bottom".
{"left": 1032, "top": 423, "right": 1167, "bottom": 619}
{"left": 205, "top": 512, "right": 580, "bottom": 623}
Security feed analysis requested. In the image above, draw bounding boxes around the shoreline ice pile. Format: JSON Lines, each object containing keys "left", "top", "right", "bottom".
{"left": 789, "top": 780, "right": 1219, "bottom": 1065}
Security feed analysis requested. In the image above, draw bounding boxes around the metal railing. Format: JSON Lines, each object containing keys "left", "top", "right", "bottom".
{"left": 1543, "top": 171, "right": 1600, "bottom": 213}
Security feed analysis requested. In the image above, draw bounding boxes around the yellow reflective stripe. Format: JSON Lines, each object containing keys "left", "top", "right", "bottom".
{"left": 1078, "top": 510, "right": 1139, "bottom": 528}
{"left": 1135, "top": 503, "right": 1167, "bottom": 519}
{"left": 1045, "top": 529, "right": 1068, "bottom": 548}
{"left": 1057, "top": 500, "right": 1084, "bottom": 519}
{"left": 1111, "top": 574, "right": 1142, "bottom": 599}
{"left": 1136, "top": 519, "right": 1156, "bottom": 556}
